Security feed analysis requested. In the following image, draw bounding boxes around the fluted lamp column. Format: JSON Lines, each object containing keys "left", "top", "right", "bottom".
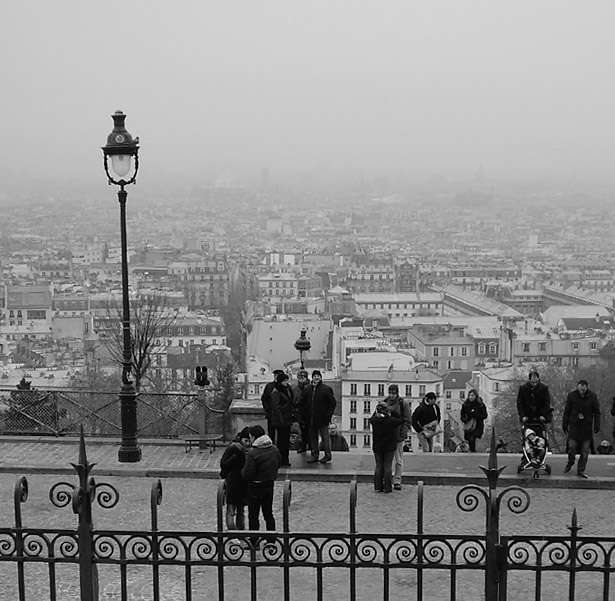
{"left": 102, "top": 110, "right": 142, "bottom": 462}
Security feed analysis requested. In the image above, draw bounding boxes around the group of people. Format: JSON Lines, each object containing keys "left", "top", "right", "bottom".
{"left": 516, "top": 369, "right": 604, "bottom": 478}
{"left": 261, "top": 368, "right": 338, "bottom": 467}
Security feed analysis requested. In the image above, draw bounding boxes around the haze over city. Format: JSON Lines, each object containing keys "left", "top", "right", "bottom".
{"left": 2, "top": 1, "right": 615, "bottom": 192}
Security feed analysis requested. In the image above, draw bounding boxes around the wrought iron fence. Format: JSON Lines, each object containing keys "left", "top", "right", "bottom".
{"left": 0, "top": 387, "right": 224, "bottom": 439}
{"left": 0, "top": 433, "right": 614, "bottom": 600}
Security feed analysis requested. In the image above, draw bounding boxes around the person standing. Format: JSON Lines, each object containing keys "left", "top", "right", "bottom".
{"left": 241, "top": 424, "right": 281, "bottom": 545}
{"left": 306, "top": 370, "right": 337, "bottom": 464}
{"left": 460, "top": 389, "right": 488, "bottom": 452}
{"left": 517, "top": 370, "right": 552, "bottom": 424}
{"left": 269, "top": 372, "right": 294, "bottom": 467}
{"left": 562, "top": 379, "right": 600, "bottom": 478}
{"left": 219, "top": 427, "right": 251, "bottom": 530}
{"left": 369, "top": 403, "right": 404, "bottom": 493}
{"left": 411, "top": 392, "right": 441, "bottom": 452}
{"left": 384, "top": 384, "right": 412, "bottom": 490}
{"left": 292, "top": 369, "right": 311, "bottom": 453}
{"left": 261, "top": 369, "right": 284, "bottom": 442}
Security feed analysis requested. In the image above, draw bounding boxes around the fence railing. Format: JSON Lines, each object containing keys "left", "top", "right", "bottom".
{"left": 0, "top": 386, "right": 224, "bottom": 440}
{"left": 0, "top": 431, "right": 613, "bottom": 600}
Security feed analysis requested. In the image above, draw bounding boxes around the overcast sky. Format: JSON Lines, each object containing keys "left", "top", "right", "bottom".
{"left": 2, "top": 1, "right": 614, "bottom": 188}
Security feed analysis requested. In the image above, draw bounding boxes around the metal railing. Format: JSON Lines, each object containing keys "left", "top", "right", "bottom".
{"left": 1, "top": 431, "right": 614, "bottom": 600}
{"left": 0, "top": 386, "right": 228, "bottom": 440}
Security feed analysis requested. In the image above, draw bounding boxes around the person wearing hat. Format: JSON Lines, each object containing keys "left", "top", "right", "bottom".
{"left": 292, "top": 369, "right": 311, "bottom": 453}
{"left": 261, "top": 369, "right": 284, "bottom": 443}
{"left": 384, "top": 384, "right": 412, "bottom": 490}
{"left": 306, "top": 370, "right": 337, "bottom": 464}
{"left": 369, "top": 402, "right": 405, "bottom": 493}
{"left": 269, "top": 372, "right": 294, "bottom": 467}
{"left": 219, "top": 426, "right": 251, "bottom": 530}
{"left": 411, "top": 392, "right": 442, "bottom": 453}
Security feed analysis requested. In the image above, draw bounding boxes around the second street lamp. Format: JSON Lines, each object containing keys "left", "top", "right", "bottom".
{"left": 102, "top": 110, "right": 142, "bottom": 463}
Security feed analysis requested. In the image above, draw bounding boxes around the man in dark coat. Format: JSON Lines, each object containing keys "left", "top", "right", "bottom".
{"left": 241, "top": 424, "right": 281, "bottom": 544}
{"left": 562, "top": 379, "right": 600, "bottom": 478}
{"left": 517, "top": 370, "right": 552, "bottom": 424}
{"left": 261, "top": 369, "right": 284, "bottom": 442}
{"left": 292, "top": 369, "right": 311, "bottom": 453}
{"left": 562, "top": 380, "right": 600, "bottom": 478}
{"left": 219, "top": 427, "right": 250, "bottom": 530}
{"left": 306, "top": 370, "right": 337, "bottom": 464}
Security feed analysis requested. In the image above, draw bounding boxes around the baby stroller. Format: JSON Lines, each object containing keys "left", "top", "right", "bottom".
{"left": 516, "top": 421, "right": 551, "bottom": 478}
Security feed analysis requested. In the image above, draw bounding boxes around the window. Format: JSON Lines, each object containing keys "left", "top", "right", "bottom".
{"left": 350, "top": 417, "right": 357, "bottom": 430}
{"left": 363, "top": 400, "right": 371, "bottom": 414}
{"left": 445, "top": 390, "right": 452, "bottom": 399}
{"left": 447, "top": 361, "right": 453, "bottom": 370}
{"left": 572, "top": 342, "right": 579, "bottom": 351}
{"left": 350, "top": 383, "right": 357, "bottom": 396}
{"left": 350, "top": 400, "right": 357, "bottom": 413}
{"left": 539, "top": 342, "right": 546, "bottom": 352}
{"left": 461, "top": 347, "right": 468, "bottom": 357}
{"left": 572, "top": 357, "right": 579, "bottom": 366}
{"left": 522, "top": 343, "right": 530, "bottom": 352}
{"left": 445, "top": 402, "right": 452, "bottom": 411}
{"left": 590, "top": 342, "right": 597, "bottom": 350}
{"left": 478, "top": 344, "right": 486, "bottom": 355}
{"left": 363, "top": 383, "right": 371, "bottom": 396}
{"left": 449, "top": 347, "right": 455, "bottom": 356}
{"left": 494, "top": 383, "right": 500, "bottom": 392}
{"left": 363, "top": 434, "right": 371, "bottom": 447}
{"left": 489, "top": 343, "right": 497, "bottom": 354}
{"left": 378, "top": 384, "right": 385, "bottom": 396}
{"left": 419, "top": 385, "right": 426, "bottom": 395}
{"left": 405, "top": 385, "right": 412, "bottom": 397}
{"left": 432, "top": 361, "right": 439, "bottom": 370}
{"left": 350, "top": 434, "right": 357, "bottom": 447}
{"left": 460, "top": 391, "right": 465, "bottom": 399}
{"left": 363, "top": 418, "right": 370, "bottom": 430}
{"left": 433, "top": 347, "right": 440, "bottom": 357}
{"left": 435, "top": 384, "right": 440, "bottom": 395}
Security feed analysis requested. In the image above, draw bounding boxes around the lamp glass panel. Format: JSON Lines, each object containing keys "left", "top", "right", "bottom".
{"left": 110, "top": 154, "right": 132, "bottom": 177}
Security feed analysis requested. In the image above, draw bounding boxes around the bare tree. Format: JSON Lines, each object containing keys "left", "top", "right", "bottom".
{"left": 101, "top": 291, "right": 179, "bottom": 392}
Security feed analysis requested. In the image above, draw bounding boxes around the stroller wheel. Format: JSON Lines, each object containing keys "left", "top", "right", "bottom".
{"left": 533, "top": 470, "right": 539, "bottom": 479}
{"left": 545, "top": 464, "right": 552, "bottom": 475}
{"left": 517, "top": 464, "right": 523, "bottom": 474}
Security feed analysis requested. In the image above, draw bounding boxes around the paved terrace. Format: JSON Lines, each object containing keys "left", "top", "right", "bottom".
{"left": 1, "top": 435, "right": 615, "bottom": 489}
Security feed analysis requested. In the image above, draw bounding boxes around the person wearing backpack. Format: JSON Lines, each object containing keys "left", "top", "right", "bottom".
{"left": 384, "top": 384, "right": 412, "bottom": 490}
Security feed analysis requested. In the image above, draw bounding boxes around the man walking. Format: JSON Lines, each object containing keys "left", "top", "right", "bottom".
{"left": 306, "top": 370, "right": 337, "bottom": 464}
{"left": 241, "top": 424, "right": 281, "bottom": 545}
{"left": 517, "top": 369, "right": 552, "bottom": 424}
{"left": 562, "top": 379, "right": 600, "bottom": 478}
{"left": 384, "top": 384, "right": 412, "bottom": 490}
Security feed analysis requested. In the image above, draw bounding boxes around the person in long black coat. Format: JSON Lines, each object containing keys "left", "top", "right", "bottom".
{"left": 369, "top": 403, "right": 404, "bottom": 493}
{"left": 460, "top": 389, "right": 488, "bottom": 452}
{"left": 219, "top": 427, "right": 251, "bottom": 529}
{"left": 269, "top": 372, "right": 294, "bottom": 467}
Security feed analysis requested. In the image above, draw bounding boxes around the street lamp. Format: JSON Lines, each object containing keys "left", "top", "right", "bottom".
{"left": 102, "top": 110, "right": 141, "bottom": 463}
{"left": 294, "top": 327, "right": 311, "bottom": 369}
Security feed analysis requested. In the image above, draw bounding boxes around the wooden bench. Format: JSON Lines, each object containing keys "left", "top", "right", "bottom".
{"left": 182, "top": 435, "right": 224, "bottom": 453}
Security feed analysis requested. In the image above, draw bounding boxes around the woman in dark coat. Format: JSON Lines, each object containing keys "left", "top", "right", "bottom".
{"left": 369, "top": 403, "right": 404, "bottom": 493}
{"left": 219, "top": 427, "right": 251, "bottom": 529}
{"left": 270, "top": 372, "right": 294, "bottom": 467}
{"left": 460, "top": 389, "right": 488, "bottom": 452}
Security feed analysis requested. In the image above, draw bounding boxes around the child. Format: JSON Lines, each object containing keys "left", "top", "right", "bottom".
{"left": 525, "top": 428, "right": 546, "bottom": 464}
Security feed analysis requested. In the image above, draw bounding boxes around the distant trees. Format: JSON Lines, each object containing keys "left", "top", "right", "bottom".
{"left": 101, "top": 291, "right": 179, "bottom": 392}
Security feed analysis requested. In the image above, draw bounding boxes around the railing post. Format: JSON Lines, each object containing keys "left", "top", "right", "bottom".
{"left": 13, "top": 477, "right": 28, "bottom": 601}
{"left": 568, "top": 509, "right": 581, "bottom": 601}
{"left": 150, "top": 480, "right": 162, "bottom": 601}
{"left": 417, "top": 481, "right": 424, "bottom": 601}
{"left": 195, "top": 366, "right": 210, "bottom": 450}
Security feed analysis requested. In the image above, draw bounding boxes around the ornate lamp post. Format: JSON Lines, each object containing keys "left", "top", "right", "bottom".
{"left": 102, "top": 110, "right": 142, "bottom": 463}
{"left": 294, "top": 327, "right": 311, "bottom": 369}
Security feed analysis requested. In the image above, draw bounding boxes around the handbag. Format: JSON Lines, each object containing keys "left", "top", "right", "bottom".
{"left": 422, "top": 420, "right": 441, "bottom": 439}
{"left": 463, "top": 418, "right": 477, "bottom": 434}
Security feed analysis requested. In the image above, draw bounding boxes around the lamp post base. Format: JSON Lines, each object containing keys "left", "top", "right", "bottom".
{"left": 118, "top": 445, "right": 142, "bottom": 463}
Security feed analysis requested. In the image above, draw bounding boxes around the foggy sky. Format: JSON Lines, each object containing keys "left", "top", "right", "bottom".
{"left": 2, "top": 1, "right": 615, "bottom": 188}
